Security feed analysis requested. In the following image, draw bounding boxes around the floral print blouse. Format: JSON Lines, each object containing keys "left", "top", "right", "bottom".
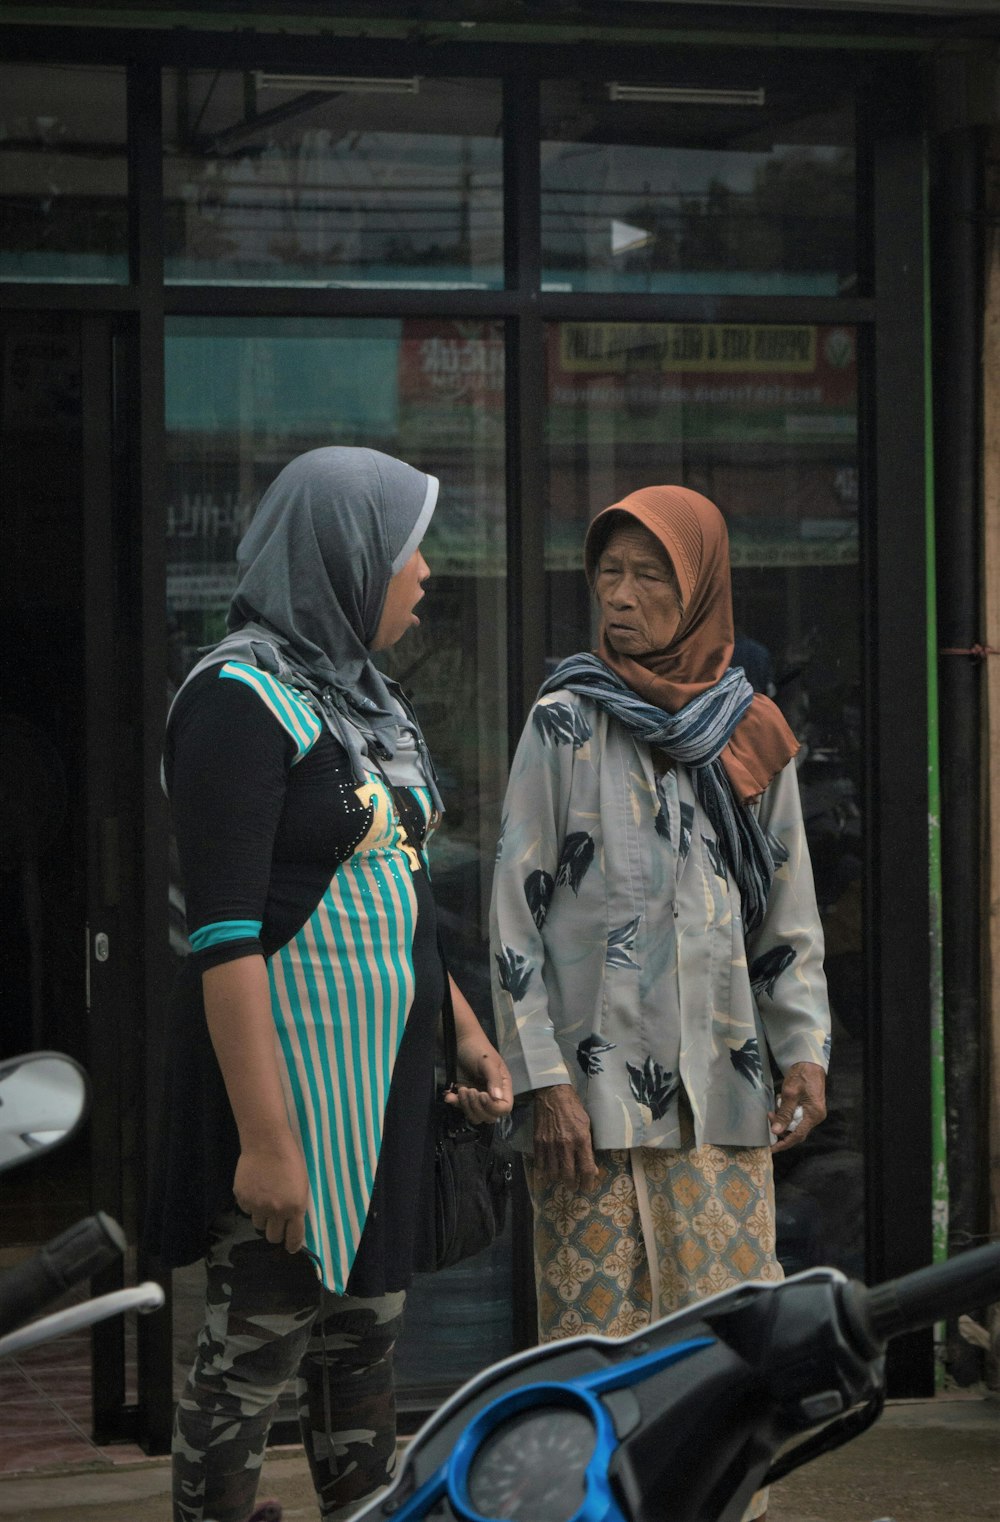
{"left": 490, "top": 689, "right": 831, "bottom": 1153}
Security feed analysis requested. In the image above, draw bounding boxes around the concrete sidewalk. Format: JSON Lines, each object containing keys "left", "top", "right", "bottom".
{"left": 0, "top": 1397, "right": 996, "bottom": 1522}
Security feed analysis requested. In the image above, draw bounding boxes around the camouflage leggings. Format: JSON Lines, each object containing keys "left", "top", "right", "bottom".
{"left": 173, "top": 1209, "right": 405, "bottom": 1522}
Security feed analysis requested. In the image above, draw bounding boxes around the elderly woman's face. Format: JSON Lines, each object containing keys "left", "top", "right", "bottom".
{"left": 594, "top": 522, "right": 683, "bottom": 656}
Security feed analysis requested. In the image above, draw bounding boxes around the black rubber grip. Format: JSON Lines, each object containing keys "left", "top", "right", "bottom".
{"left": 860, "top": 1241, "right": 1000, "bottom": 1343}
{"left": 0, "top": 1213, "right": 126, "bottom": 1337}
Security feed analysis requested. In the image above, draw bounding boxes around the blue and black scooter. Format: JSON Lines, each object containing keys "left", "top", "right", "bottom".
{"left": 354, "top": 1239, "right": 999, "bottom": 1522}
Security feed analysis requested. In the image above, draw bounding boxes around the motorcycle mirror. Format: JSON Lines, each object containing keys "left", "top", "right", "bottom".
{"left": 0, "top": 1052, "right": 90, "bottom": 1174}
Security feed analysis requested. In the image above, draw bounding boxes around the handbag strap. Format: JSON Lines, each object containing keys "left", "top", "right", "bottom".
{"left": 438, "top": 937, "right": 459, "bottom": 1091}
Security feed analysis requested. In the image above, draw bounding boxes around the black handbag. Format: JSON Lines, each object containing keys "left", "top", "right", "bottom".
{"left": 433, "top": 965, "right": 513, "bottom": 1270}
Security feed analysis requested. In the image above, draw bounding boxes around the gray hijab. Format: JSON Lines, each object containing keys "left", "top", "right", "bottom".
{"left": 173, "top": 447, "right": 443, "bottom": 809}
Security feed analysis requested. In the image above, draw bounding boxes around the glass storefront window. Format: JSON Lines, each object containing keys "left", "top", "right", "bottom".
{"left": 541, "top": 81, "right": 856, "bottom": 296}
{"left": 0, "top": 65, "right": 128, "bottom": 284}
{"left": 544, "top": 319, "right": 864, "bottom": 1278}
{"left": 162, "top": 74, "right": 503, "bottom": 288}
{"left": 164, "top": 315, "right": 510, "bottom": 1402}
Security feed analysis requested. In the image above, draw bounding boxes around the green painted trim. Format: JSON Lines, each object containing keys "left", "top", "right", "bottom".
{"left": 922, "top": 135, "right": 948, "bottom": 1381}
{"left": 0, "top": 6, "right": 947, "bottom": 51}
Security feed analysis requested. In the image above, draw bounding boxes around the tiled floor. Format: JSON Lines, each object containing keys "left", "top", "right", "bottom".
{"left": 0, "top": 1328, "right": 149, "bottom": 1475}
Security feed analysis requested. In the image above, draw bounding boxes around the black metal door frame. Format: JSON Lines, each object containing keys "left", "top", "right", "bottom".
{"left": 75, "top": 307, "right": 152, "bottom": 1442}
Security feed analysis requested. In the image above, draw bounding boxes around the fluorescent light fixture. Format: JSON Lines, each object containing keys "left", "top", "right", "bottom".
{"left": 255, "top": 73, "right": 420, "bottom": 96}
{"left": 608, "top": 82, "right": 765, "bottom": 107}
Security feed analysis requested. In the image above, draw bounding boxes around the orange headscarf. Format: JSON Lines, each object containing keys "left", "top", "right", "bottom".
{"left": 583, "top": 485, "right": 798, "bottom": 801}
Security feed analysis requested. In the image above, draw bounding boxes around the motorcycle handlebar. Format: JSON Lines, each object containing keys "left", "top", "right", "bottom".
{"left": 0, "top": 1213, "right": 126, "bottom": 1339}
{"left": 855, "top": 1240, "right": 1000, "bottom": 1345}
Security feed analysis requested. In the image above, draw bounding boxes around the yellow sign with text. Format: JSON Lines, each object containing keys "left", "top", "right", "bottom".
{"left": 559, "top": 323, "right": 817, "bottom": 374}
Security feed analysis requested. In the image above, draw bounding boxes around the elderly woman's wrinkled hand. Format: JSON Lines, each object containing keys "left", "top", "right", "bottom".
{"left": 768, "top": 1061, "right": 827, "bottom": 1153}
{"left": 444, "top": 1037, "right": 514, "bottom": 1125}
{"left": 533, "top": 1084, "right": 600, "bottom": 1189}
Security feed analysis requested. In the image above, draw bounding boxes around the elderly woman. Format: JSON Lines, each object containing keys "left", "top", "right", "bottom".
{"left": 146, "top": 447, "right": 511, "bottom": 1522}
{"left": 490, "top": 486, "right": 829, "bottom": 1522}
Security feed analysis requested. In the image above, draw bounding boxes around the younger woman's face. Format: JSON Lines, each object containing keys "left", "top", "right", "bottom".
{"left": 594, "top": 522, "right": 683, "bottom": 657}
{"left": 370, "top": 548, "right": 430, "bottom": 651}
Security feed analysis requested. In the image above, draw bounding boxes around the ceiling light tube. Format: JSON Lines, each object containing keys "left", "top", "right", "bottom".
{"left": 608, "top": 82, "right": 765, "bottom": 107}
{"left": 255, "top": 73, "right": 420, "bottom": 96}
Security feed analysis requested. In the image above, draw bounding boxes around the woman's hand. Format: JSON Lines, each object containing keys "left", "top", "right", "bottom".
{"left": 443, "top": 974, "right": 514, "bottom": 1124}
{"left": 203, "top": 955, "right": 311, "bottom": 1253}
{"left": 768, "top": 1061, "right": 827, "bottom": 1153}
{"left": 445, "top": 1034, "right": 514, "bottom": 1125}
{"left": 533, "top": 1084, "right": 599, "bottom": 1189}
{"left": 234, "top": 1135, "right": 310, "bottom": 1253}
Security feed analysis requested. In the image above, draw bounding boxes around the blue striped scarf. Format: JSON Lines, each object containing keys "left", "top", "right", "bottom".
{"left": 538, "top": 653, "right": 776, "bottom": 931}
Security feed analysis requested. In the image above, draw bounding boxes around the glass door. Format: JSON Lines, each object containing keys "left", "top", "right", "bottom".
{"left": 531, "top": 65, "right": 869, "bottom": 1291}
{"left": 0, "top": 310, "right": 144, "bottom": 1444}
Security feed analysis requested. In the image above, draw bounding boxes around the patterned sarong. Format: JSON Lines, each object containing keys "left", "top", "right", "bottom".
{"left": 525, "top": 1139, "right": 782, "bottom": 1521}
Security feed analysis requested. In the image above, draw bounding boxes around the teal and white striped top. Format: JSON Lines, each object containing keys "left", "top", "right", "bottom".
{"left": 157, "top": 660, "right": 442, "bottom": 1293}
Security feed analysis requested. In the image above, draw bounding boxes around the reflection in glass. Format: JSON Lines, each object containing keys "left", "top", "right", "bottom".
{"left": 162, "top": 73, "right": 503, "bottom": 287}
{"left": 164, "top": 316, "right": 510, "bottom": 1395}
{"left": 541, "top": 81, "right": 855, "bottom": 296}
{"left": 0, "top": 65, "right": 128, "bottom": 283}
{"left": 544, "top": 320, "right": 864, "bottom": 1278}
